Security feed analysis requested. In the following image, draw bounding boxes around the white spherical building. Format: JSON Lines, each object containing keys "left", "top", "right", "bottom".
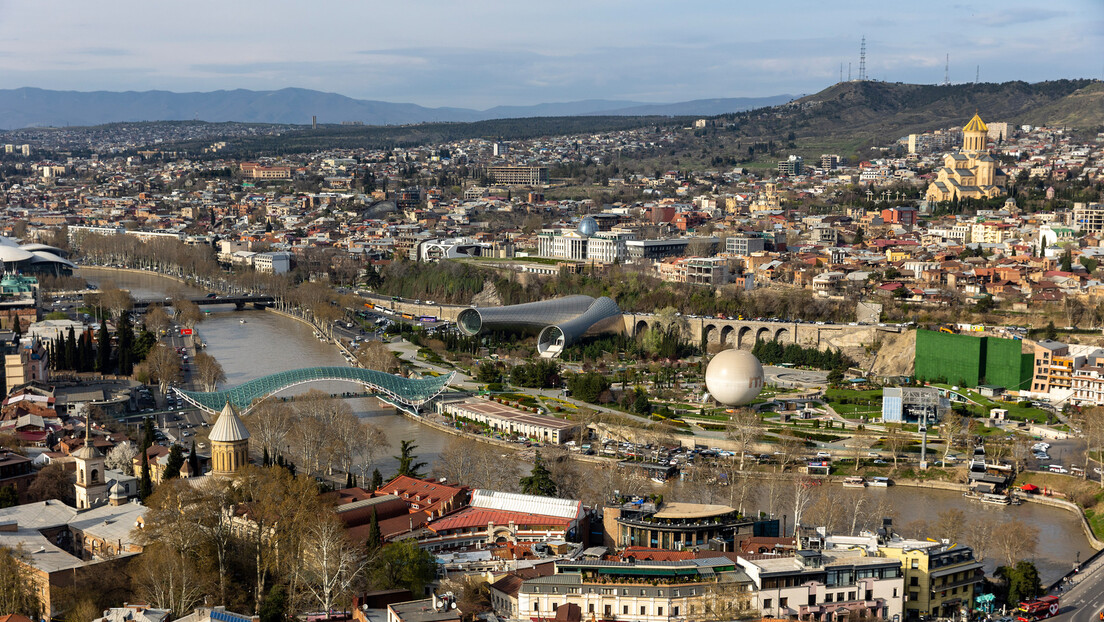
{"left": 705, "top": 349, "right": 764, "bottom": 406}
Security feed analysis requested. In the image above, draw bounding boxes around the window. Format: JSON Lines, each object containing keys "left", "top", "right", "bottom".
{"left": 911, "top": 559, "right": 919, "bottom": 569}
{"left": 848, "top": 592, "right": 855, "bottom": 601}
{"left": 640, "top": 590, "right": 646, "bottom": 596}
{"left": 641, "top": 606, "right": 647, "bottom": 616}
{"left": 657, "top": 607, "right": 664, "bottom": 616}
{"left": 780, "top": 598, "right": 788, "bottom": 609}
{"left": 910, "top": 577, "right": 919, "bottom": 587}
{"left": 604, "top": 606, "right": 611, "bottom": 617}
{"left": 533, "top": 604, "right": 539, "bottom": 612}
{"left": 909, "top": 592, "right": 919, "bottom": 602}
{"left": 673, "top": 607, "right": 680, "bottom": 617}
{"left": 866, "top": 590, "right": 873, "bottom": 601}
{"left": 826, "top": 594, "right": 834, "bottom": 603}
{"left": 552, "top": 604, "right": 558, "bottom": 612}
{"left": 588, "top": 605, "right": 594, "bottom": 614}
{"left": 893, "top": 588, "right": 899, "bottom": 598}
{"left": 762, "top": 600, "right": 771, "bottom": 610}
{"left": 623, "top": 606, "right": 629, "bottom": 615}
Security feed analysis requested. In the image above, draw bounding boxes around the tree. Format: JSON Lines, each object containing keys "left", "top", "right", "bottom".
{"left": 368, "top": 539, "right": 437, "bottom": 596}
{"left": 370, "top": 469, "right": 383, "bottom": 491}
{"left": 393, "top": 440, "right": 426, "bottom": 479}
{"left": 259, "top": 585, "right": 288, "bottom": 622}
{"left": 999, "top": 560, "right": 1041, "bottom": 605}
{"left": 0, "top": 545, "right": 41, "bottom": 619}
{"left": 356, "top": 340, "right": 401, "bottom": 374}
{"left": 144, "top": 305, "right": 172, "bottom": 336}
{"left": 0, "top": 485, "right": 17, "bottom": 509}
{"left": 133, "top": 542, "right": 206, "bottom": 617}
{"left": 433, "top": 438, "right": 520, "bottom": 491}
{"left": 96, "top": 320, "right": 112, "bottom": 372}
{"left": 188, "top": 440, "right": 200, "bottom": 477}
{"left": 162, "top": 444, "right": 186, "bottom": 480}
{"left": 1045, "top": 321, "right": 1058, "bottom": 341}
{"left": 883, "top": 424, "right": 908, "bottom": 469}
{"left": 194, "top": 351, "right": 227, "bottom": 391}
{"left": 725, "top": 409, "right": 761, "bottom": 471}
{"left": 992, "top": 518, "right": 1039, "bottom": 567}
{"left": 366, "top": 509, "right": 383, "bottom": 553}
{"left": 139, "top": 450, "right": 153, "bottom": 500}
{"left": 105, "top": 441, "right": 138, "bottom": 474}
{"left": 146, "top": 343, "right": 182, "bottom": 395}
{"left": 117, "top": 311, "right": 135, "bottom": 375}
{"left": 27, "top": 462, "right": 72, "bottom": 503}
{"left": 173, "top": 297, "right": 204, "bottom": 329}
{"left": 519, "top": 451, "right": 558, "bottom": 497}
{"left": 301, "top": 517, "right": 367, "bottom": 617}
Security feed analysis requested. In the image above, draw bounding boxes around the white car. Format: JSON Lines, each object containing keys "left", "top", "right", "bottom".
{"left": 816, "top": 451, "right": 832, "bottom": 458}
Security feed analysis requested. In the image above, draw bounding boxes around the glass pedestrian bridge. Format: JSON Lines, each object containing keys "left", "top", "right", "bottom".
{"left": 175, "top": 366, "right": 455, "bottom": 415}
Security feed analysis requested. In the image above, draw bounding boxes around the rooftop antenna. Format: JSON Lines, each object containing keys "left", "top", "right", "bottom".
{"left": 859, "top": 36, "right": 867, "bottom": 81}
{"left": 943, "top": 54, "right": 950, "bottom": 86}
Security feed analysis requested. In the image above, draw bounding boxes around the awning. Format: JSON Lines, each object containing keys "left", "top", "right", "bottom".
{"left": 1021, "top": 484, "right": 1039, "bottom": 492}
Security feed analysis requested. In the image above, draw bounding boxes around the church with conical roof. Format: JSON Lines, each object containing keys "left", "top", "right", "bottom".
{"left": 926, "top": 113, "right": 1007, "bottom": 203}
{"left": 209, "top": 401, "right": 250, "bottom": 475}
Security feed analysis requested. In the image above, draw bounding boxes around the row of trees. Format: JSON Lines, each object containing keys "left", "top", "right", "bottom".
{"left": 750, "top": 339, "right": 853, "bottom": 370}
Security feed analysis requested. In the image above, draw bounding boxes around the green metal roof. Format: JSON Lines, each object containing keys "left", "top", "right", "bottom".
{"left": 175, "top": 366, "right": 454, "bottom": 415}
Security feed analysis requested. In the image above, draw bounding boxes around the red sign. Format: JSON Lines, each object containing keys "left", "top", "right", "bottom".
{"left": 180, "top": 328, "right": 193, "bottom": 335}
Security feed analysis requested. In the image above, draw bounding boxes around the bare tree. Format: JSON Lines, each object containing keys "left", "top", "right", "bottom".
{"left": 882, "top": 424, "right": 908, "bottom": 470}
{"left": 725, "top": 409, "right": 762, "bottom": 471}
{"left": 962, "top": 515, "right": 997, "bottom": 562}
{"left": 940, "top": 413, "right": 965, "bottom": 460}
{"left": 172, "top": 297, "right": 203, "bottom": 329}
{"left": 432, "top": 437, "right": 520, "bottom": 491}
{"left": 356, "top": 341, "right": 401, "bottom": 374}
{"left": 105, "top": 441, "right": 138, "bottom": 474}
{"left": 300, "top": 517, "right": 367, "bottom": 616}
{"left": 774, "top": 431, "right": 804, "bottom": 473}
{"left": 194, "top": 351, "right": 227, "bottom": 392}
{"left": 790, "top": 477, "right": 816, "bottom": 534}
{"left": 145, "top": 343, "right": 182, "bottom": 395}
{"left": 133, "top": 544, "right": 206, "bottom": 617}
{"left": 245, "top": 400, "right": 296, "bottom": 460}
{"left": 144, "top": 305, "right": 172, "bottom": 336}
{"left": 991, "top": 518, "right": 1039, "bottom": 566}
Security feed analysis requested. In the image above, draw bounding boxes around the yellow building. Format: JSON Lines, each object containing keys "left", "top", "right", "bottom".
{"left": 209, "top": 402, "right": 250, "bottom": 475}
{"left": 926, "top": 114, "right": 1007, "bottom": 203}
{"left": 878, "top": 541, "right": 984, "bottom": 621}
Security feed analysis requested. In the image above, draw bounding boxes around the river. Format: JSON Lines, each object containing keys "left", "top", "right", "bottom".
{"left": 78, "top": 267, "right": 1092, "bottom": 581}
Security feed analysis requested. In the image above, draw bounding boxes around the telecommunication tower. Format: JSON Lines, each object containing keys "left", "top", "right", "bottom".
{"left": 943, "top": 54, "right": 950, "bottom": 86}
{"left": 975, "top": 65, "right": 980, "bottom": 84}
{"left": 859, "top": 36, "right": 867, "bottom": 81}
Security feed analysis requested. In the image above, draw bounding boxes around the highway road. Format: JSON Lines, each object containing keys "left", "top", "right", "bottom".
{"left": 1050, "top": 553, "right": 1104, "bottom": 622}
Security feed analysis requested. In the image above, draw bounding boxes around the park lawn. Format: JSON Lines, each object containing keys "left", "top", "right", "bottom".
{"left": 933, "top": 384, "right": 1051, "bottom": 422}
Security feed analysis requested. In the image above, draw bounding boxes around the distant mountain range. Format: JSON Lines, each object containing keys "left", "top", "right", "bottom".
{"left": 0, "top": 87, "right": 794, "bottom": 129}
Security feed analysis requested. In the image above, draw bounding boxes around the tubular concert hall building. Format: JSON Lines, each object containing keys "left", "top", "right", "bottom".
{"left": 0, "top": 238, "right": 76, "bottom": 276}
{"left": 457, "top": 295, "right": 621, "bottom": 358}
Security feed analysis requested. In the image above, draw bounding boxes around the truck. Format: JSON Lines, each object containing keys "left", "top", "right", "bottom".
{"left": 1015, "top": 596, "right": 1060, "bottom": 622}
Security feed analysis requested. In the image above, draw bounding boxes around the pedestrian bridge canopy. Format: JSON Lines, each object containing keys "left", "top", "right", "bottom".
{"left": 175, "top": 366, "right": 454, "bottom": 415}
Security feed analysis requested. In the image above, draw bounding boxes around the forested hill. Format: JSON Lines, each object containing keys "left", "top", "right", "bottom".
{"left": 719, "top": 79, "right": 1102, "bottom": 146}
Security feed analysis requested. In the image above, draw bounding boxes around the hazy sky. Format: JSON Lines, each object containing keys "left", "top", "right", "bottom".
{"left": 0, "top": 0, "right": 1100, "bottom": 109}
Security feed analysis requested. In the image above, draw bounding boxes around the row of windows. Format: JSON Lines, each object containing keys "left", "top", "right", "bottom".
{"left": 533, "top": 602, "right": 679, "bottom": 617}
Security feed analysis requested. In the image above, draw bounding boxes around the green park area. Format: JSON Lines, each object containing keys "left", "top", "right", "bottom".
{"left": 932, "top": 384, "right": 1052, "bottom": 423}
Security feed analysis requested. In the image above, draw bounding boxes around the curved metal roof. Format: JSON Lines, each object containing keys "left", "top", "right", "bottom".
{"left": 0, "top": 246, "right": 35, "bottom": 262}
{"left": 457, "top": 295, "right": 595, "bottom": 336}
{"left": 537, "top": 296, "right": 622, "bottom": 356}
{"left": 174, "top": 366, "right": 454, "bottom": 415}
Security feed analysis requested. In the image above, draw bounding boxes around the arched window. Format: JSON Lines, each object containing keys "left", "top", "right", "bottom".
{"left": 79, "top": 468, "right": 85, "bottom": 484}
{"left": 90, "top": 469, "right": 99, "bottom": 484}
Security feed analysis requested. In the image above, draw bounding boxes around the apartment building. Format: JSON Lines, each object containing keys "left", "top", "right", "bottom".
{"left": 657, "top": 257, "right": 730, "bottom": 287}
{"left": 488, "top": 166, "right": 549, "bottom": 186}
{"left": 516, "top": 557, "right": 754, "bottom": 622}
{"left": 727, "top": 235, "right": 766, "bottom": 257}
{"left": 878, "top": 541, "right": 983, "bottom": 621}
{"left": 1030, "top": 340, "right": 1081, "bottom": 397}
{"left": 1074, "top": 202, "right": 1104, "bottom": 234}
{"left": 738, "top": 549, "right": 904, "bottom": 622}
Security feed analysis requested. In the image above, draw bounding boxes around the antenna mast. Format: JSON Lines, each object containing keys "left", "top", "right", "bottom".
{"left": 943, "top": 54, "right": 950, "bottom": 86}
{"left": 848, "top": 62, "right": 851, "bottom": 81}
{"left": 859, "top": 36, "right": 867, "bottom": 81}
{"left": 975, "top": 65, "right": 979, "bottom": 84}
{"left": 840, "top": 63, "right": 843, "bottom": 83}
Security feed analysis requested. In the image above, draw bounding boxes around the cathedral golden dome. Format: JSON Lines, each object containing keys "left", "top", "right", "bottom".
{"left": 963, "top": 113, "right": 988, "bottom": 133}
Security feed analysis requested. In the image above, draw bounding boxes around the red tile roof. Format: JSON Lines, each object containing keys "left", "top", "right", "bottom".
{"left": 428, "top": 508, "right": 574, "bottom": 532}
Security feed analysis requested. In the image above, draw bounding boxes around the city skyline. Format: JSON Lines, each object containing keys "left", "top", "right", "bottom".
{"left": 0, "top": 0, "right": 1099, "bottom": 109}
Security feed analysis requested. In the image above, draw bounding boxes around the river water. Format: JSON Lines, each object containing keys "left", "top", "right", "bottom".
{"left": 78, "top": 267, "right": 1092, "bottom": 581}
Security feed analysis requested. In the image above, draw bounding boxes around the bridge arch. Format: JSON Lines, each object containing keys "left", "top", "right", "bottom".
{"left": 775, "top": 327, "right": 790, "bottom": 342}
{"left": 720, "top": 325, "right": 735, "bottom": 345}
{"left": 755, "top": 327, "right": 772, "bottom": 343}
{"left": 703, "top": 324, "right": 718, "bottom": 344}
{"left": 175, "top": 366, "right": 454, "bottom": 416}
{"left": 737, "top": 326, "right": 753, "bottom": 349}
{"left": 635, "top": 319, "right": 650, "bottom": 336}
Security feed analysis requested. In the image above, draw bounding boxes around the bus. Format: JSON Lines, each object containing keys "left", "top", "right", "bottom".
{"left": 1015, "top": 596, "right": 1060, "bottom": 622}
{"left": 391, "top": 296, "right": 401, "bottom": 302}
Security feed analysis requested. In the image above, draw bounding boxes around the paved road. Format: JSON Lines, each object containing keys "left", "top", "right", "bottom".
{"left": 1050, "top": 553, "right": 1104, "bottom": 622}
{"left": 764, "top": 366, "right": 828, "bottom": 388}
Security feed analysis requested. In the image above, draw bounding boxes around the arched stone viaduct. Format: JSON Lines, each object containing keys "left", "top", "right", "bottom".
{"left": 620, "top": 314, "right": 893, "bottom": 350}
{"left": 368, "top": 295, "right": 891, "bottom": 350}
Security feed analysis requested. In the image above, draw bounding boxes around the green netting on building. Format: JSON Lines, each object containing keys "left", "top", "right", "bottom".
{"left": 914, "top": 330, "right": 1031, "bottom": 390}
{"left": 915, "top": 330, "right": 984, "bottom": 386}
{"left": 984, "top": 336, "right": 1034, "bottom": 391}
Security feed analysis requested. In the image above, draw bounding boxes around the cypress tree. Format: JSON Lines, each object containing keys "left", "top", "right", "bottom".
{"left": 366, "top": 508, "right": 382, "bottom": 552}
{"left": 141, "top": 417, "right": 154, "bottom": 451}
{"left": 117, "top": 312, "right": 134, "bottom": 375}
{"left": 345, "top": 472, "right": 353, "bottom": 488}
{"left": 96, "top": 320, "right": 111, "bottom": 373}
{"left": 262, "top": 446, "right": 270, "bottom": 467}
{"left": 189, "top": 440, "right": 200, "bottom": 476}
{"left": 79, "top": 329, "right": 93, "bottom": 372}
{"left": 162, "top": 444, "right": 185, "bottom": 480}
{"left": 139, "top": 450, "right": 152, "bottom": 500}
{"left": 370, "top": 468, "right": 383, "bottom": 491}
{"left": 65, "top": 326, "right": 77, "bottom": 372}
